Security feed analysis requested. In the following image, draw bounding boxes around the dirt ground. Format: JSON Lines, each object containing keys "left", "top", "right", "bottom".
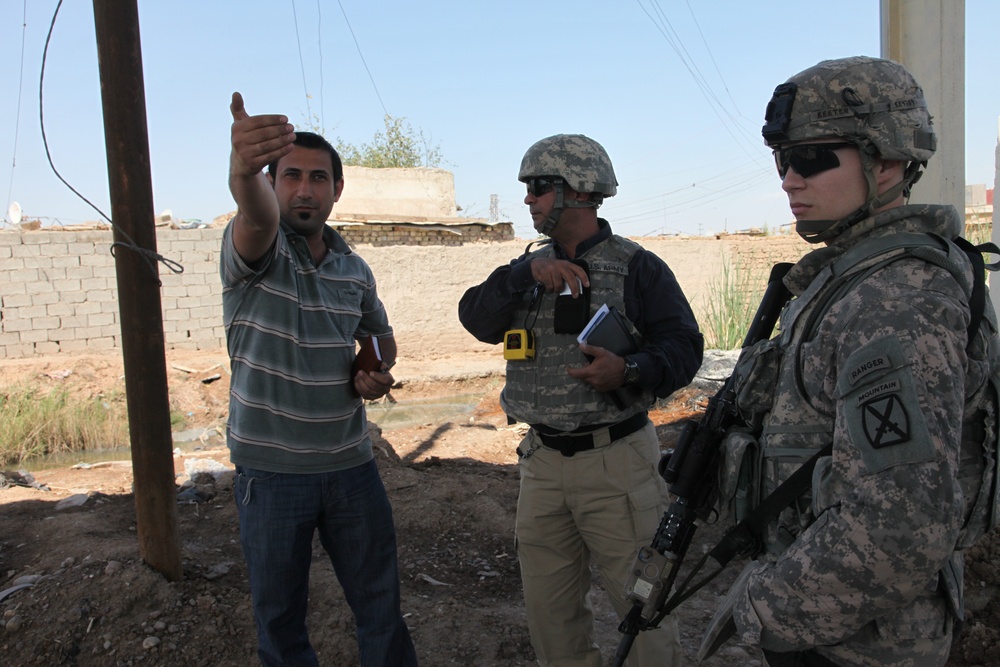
{"left": 1, "top": 350, "right": 999, "bottom": 667}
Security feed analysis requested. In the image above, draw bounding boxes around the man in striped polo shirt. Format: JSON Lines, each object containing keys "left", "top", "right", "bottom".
{"left": 222, "top": 92, "right": 417, "bottom": 667}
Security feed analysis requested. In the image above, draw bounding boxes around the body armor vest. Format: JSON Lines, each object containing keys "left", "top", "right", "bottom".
{"left": 722, "top": 228, "right": 1000, "bottom": 621}
{"left": 500, "top": 235, "right": 653, "bottom": 430}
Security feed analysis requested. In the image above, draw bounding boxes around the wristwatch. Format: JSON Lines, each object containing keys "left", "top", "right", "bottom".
{"left": 623, "top": 357, "right": 641, "bottom": 386}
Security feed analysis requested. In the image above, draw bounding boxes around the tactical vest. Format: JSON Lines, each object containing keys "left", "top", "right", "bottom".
{"left": 500, "top": 235, "right": 653, "bottom": 431}
{"left": 721, "top": 232, "right": 1000, "bottom": 616}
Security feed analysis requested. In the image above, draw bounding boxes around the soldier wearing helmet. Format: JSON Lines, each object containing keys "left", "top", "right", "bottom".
{"left": 459, "top": 134, "right": 702, "bottom": 666}
{"left": 700, "top": 57, "right": 1000, "bottom": 667}
{"left": 762, "top": 55, "right": 936, "bottom": 244}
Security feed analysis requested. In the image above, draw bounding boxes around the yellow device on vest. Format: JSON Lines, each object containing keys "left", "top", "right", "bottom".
{"left": 503, "top": 329, "right": 535, "bottom": 360}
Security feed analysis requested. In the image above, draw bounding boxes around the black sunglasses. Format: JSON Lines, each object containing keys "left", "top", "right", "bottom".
{"left": 773, "top": 142, "right": 856, "bottom": 179}
{"left": 525, "top": 177, "right": 558, "bottom": 197}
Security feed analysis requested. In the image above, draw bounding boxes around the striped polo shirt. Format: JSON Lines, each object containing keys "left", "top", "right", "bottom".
{"left": 221, "top": 220, "right": 392, "bottom": 473}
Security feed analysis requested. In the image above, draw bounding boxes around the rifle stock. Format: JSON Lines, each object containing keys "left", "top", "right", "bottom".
{"left": 611, "top": 262, "right": 793, "bottom": 666}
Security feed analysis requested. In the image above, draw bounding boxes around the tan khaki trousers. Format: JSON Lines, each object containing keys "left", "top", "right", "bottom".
{"left": 515, "top": 422, "right": 683, "bottom": 667}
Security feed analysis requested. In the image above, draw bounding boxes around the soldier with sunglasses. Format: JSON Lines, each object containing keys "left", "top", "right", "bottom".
{"left": 700, "top": 57, "right": 1000, "bottom": 667}
{"left": 458, "top": 134, "right": 702, "bottom": 666}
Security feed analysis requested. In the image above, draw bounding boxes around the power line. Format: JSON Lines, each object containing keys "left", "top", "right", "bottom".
{"left": 337, "top": 0, "right": 388, "bottom": 117}
{"left": 316, "top": 0, "right": 325, "bottom": 132}
{"left": 290, "top": 0, "right": 314, "bottom": 124}
{"left": 4, "top": 0, "right": 28, "bottom": 226}
{"left": 684, "top": 0, "right": 741, "bottom": 112}
{"left": 636, "top": 0, "right": 765, "bottom": 166}
{"left": 38, "top": 0, "right": 182, "bottom": 279}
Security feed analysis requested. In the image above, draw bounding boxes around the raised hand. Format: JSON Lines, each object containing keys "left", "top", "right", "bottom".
{"left": 229, "top": 92, "right": 296, "bottom": 178}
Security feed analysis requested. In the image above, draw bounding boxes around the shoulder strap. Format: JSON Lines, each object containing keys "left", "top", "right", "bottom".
{"left": 950, "top": 236, "right": 1000, "bottom": 351}
{"left": 832, "top": 232, "right": 998, "bottom": 354}
{"left": 657, "top": 443, "right": 832, "bottom": 617}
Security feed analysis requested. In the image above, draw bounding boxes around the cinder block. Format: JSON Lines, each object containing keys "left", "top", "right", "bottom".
{"left": 20, "top": 328, "right": 49, "bottom": 343}
{"left": 2, "top": 293, "right": 31, "bottom": 308}
{"left": 61, "top": 291, "right": 88, "bottom": 305}
{"left": 52, "top": 279, "right": 82, "bottom": 293}
{"left": 3, "top": 343, "right": 35, "bottom": 358}
{"left": 32, "top": 292, "right": 59, "bottom": 306}
{"left": 23, "top": 256, "right": 54, "bottom": 270}
{"left": 88, "top": 312, "right": 116, "bottom": 327}
{"left": 34, "top": 341, "right": 60, "bottom": 355}
{"left": 59, "top": 338, "right": 91, "bottom": 353}
{"left": 17, "top": 305, "right": 48, "bottom": 319}
{"left": 11, "top": 244, "right": 42, "bottom": 258}
{"left": 66, "top": 266, "right": 96, "bottom": 280}
{"left": 88, "top": 336, "right": 117, "bottom": 350}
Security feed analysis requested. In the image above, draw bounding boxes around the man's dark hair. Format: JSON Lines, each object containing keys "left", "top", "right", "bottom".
{"left": 267, "top": 131, "right": 343, "bottom": 182}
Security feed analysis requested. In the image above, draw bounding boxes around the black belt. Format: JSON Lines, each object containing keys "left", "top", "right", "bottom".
{"left": 532, "top": 412, "right": 649, "bottom": 457}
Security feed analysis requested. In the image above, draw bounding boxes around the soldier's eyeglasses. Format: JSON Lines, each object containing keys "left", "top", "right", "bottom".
{"left": 773, "top": 142, "right": 855, "bottom": 179}
{"left": 525, "top": 178, "right": 557, "bottom": 197}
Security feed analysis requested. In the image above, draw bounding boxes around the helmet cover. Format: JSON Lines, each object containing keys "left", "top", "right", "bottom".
{"left": 518, "top": 134, "right": 618, "bottom": 197}
{"left": 762, "top": 56, "right": 935, "bottom": 162}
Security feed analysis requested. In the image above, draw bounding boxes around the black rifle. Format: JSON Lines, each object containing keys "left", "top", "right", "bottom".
{"left": 610, "top": 262, "right": 793, "bottom": 666}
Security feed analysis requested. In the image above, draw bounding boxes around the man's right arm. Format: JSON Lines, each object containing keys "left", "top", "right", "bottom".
{"left": 458, "top": 258, "right": 536, "bottom": 344}
{"left": 228, "top": 92, "right": 296, "bottom": 263}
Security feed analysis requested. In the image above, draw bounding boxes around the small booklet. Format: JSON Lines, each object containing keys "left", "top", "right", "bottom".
{"left": 577, "top": 304, "right": 641, "bottom": 410}
{"left": 578, "top": 304, "right": 639, "bottom": 358}
{"left": 351, "top": 336, "right": 384, "bottom": 396}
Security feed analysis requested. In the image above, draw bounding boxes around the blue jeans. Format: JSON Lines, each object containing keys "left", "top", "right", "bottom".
{"left": 235, "top": 459, "right": 418, "bottom": 667}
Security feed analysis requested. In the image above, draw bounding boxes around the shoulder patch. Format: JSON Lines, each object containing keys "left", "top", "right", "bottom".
{"left": 860, "top": 391, "right": 910, "bottom": 448}
{"left": 838, "top": 334, "right": 936, "bottom": 474}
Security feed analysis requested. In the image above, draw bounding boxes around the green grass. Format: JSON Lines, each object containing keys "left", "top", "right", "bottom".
{"left": 0, "top": 384, "right": 131, "bottom": 467}
{"left": 701, "top": 255, "right": 771, "bottom": 350}
{"left": 965, "top": 222, "right": 993, "bottom": 247}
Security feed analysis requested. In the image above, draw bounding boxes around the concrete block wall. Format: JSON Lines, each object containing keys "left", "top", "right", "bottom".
{"left": 0, "top": 228, "right": 227, "bottom": 359}
{"left": 330, "top": 222, "right": 515, "bottom": 246}
{"left": 0, "top": 228, "right": 811, "bottom": 360}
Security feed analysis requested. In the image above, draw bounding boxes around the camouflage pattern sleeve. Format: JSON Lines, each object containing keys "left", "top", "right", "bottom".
{"left": 731, "top": 256, "right": 968, "bottom": 653}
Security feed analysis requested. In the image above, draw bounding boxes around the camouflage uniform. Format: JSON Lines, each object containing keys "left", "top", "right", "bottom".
{"left": 702, "top": 57, "right": 1000, "bottom": 667}
{"left": 720, "top": 204, "right": 994, "bottom": 666}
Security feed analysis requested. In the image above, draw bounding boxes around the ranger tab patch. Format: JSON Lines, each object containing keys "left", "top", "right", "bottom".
{"left": 839, "top": 334, "right": 935, "bottom": 474}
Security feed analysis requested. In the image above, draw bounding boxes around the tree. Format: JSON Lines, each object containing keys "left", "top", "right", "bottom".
{"left": 305, "top": 112, "right": 444, "bottom": 169}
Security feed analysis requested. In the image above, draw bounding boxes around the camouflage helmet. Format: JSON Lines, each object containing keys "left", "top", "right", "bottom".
{"left": 762, "top": 56, "right": 936, "bottom": 163}
{"left": 518, "top": 134, "right": 618, "bottom": 197}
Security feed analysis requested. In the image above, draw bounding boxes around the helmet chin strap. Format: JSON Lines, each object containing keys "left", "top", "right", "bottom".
{"left": 795, "top": 150, "right": 925, "bottom": 245}
{"left": 538, "top": 181, "right": 601, "bottom": 237}
{"left": 538, "top": 182, "right": 566, "bottom": 236}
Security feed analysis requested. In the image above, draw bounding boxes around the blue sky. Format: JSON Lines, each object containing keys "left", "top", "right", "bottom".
{"left": 1, "top": 1, "right": 998, "bottom": 239}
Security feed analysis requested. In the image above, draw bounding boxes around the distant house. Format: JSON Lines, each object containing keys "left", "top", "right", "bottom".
{"left": 965, "top": 183, "right": 994, "bottom": 233}
{"left": 215, "top": 166, "right": 513, "bottom": 246}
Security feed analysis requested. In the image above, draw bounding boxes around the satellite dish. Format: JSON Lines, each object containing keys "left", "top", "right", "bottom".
{"left": 8, "top": 201, "right": 22, "bottom": 225}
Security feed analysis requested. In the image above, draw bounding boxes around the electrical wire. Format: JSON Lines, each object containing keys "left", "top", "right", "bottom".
{"left": 684, "top": 0, "right": 741, "bottom": 112}
{"left": 337, "top": 0, "right": 388, "bottom": 117}
{"left": 4, "top": 0, "right": 28, "bottom": 227}
{"left": 290, "top": 0, "right": 314, "bottom": 124}
{"left": 316, "top": 0, "right": 325, "bottom": 133}
{"left": 636, "top": 0, "right": 764, "bottom": 166}
{"left": 39, "top": 0, "right": 182, "bottom": 282}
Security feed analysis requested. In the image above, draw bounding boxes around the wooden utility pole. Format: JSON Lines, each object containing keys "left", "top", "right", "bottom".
{"left": 92, "top": 0, "right": 182, "bottom": 581}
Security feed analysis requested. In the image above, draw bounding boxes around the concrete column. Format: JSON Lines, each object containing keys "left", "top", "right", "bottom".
{"left": 993, "top": 118, "right": 999, "bottom": 308}
{"left": 880, "top": 0, "right": 965, "bottom": 216}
